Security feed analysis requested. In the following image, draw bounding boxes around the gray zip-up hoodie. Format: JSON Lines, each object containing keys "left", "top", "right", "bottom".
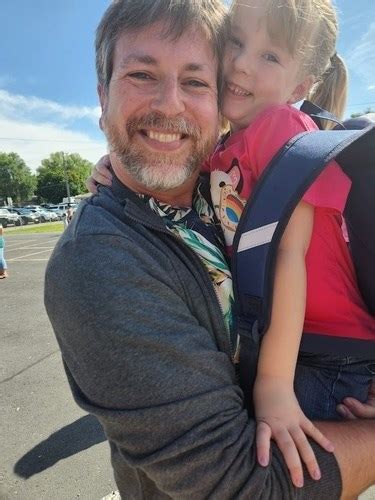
{"left": 44, "top": 179, "right": 341, "bottom": 499}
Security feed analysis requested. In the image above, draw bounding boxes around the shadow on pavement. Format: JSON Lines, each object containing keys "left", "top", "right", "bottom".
{"left": 13, "top": 414, "right": 106, "bottom": 478}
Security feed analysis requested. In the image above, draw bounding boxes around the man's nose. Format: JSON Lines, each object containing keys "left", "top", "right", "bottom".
{"left": 150, "top": 78, "right": 186, "bottom": 116}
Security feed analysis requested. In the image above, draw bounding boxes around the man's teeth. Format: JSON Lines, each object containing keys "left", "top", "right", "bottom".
{"left": 227, "top": 83, "right": 251, "bottom": 97}
{"left": 147, "top": 131, "right": 182, "bottom": 142}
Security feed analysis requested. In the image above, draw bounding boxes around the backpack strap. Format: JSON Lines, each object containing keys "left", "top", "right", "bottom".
{"left": 232, "top": 125, "right": 375, "bottom": 411}
{"left": 300, "top": 100, "right": 345, "bottom": 130}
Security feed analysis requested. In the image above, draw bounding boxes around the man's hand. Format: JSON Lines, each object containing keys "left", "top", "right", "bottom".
{"left": 337, "top": 378, "right": 375, "bottom": 420}
{"left": 254, "top": 376, "right": 334, "bottom": 488}
{"left": 86, "top": 155, "right": 113, "bottom": 193}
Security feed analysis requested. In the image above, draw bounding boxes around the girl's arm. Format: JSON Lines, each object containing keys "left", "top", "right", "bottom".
{"left": 253, "top": 201, "right": 334, "bottom": 488}
{"left": 86, "top": 155, "right": 113, "bottom": 193}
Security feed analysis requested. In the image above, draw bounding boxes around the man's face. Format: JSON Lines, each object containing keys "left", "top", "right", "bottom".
{"left": 99, "top": 22, "right": 220, "bottom": 193}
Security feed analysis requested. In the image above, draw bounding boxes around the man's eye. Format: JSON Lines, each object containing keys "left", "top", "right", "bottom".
{"left": 185, "top": 80, "right": 208, "bottom": 88}
{"left": 128, "top": 72, "right": 154, "bottom": 80}
{"left": 263, "top": 53, "right": 279, "bottom": 64}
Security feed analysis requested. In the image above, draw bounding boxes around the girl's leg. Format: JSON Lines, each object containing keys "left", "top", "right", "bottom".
{"left": 294, "top": 353, "right": 375, "bottom": 420}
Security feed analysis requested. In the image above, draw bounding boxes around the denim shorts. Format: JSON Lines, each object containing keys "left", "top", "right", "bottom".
{"left": 294, "top": 352, "right": 375, "bottom": 420}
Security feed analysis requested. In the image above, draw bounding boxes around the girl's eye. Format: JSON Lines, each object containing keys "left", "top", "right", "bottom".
{"left": 263, "top": 53, "right": 279, "bottom": 64}
{"left": 228, "top": 35, "right": 242, "bottom": 49}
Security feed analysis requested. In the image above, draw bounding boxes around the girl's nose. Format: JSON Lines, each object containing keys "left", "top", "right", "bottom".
{"left": 233, "top": 50, "right": 254, "bottom": 76}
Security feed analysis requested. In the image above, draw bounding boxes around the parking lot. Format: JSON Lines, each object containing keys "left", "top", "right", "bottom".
{"left": 1, "top": 233, "right": 374, "bottom": 500}
{"left": 0, "top": 233, "right": 116, "bottom": 500}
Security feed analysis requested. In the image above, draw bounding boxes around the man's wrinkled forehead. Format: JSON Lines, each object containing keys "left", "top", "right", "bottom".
{"left": 117, "top": 20, "right": 216, "bottom": 55}
{"left": 112, "top": 21, "right": 218, "bottom": 75}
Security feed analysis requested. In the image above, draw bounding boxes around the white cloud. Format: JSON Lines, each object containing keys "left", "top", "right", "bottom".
{"left": 0, "top": 89, "right": 106, "bottom": 172}
{"left": 346, "top": 23, "right": 375, "bottom": 86}
{"left": 368, "top": 85, "right": 375, "bottom": 91}
{"left": 0, "top": 89, "right": 101, "bottom": 123}
{"left": 0, "top": 116, "right": 106, "bottom": 172}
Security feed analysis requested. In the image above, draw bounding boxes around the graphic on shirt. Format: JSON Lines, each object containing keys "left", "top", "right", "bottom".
{"left": 211, "top": 159, "right": 246, "bottom": 247}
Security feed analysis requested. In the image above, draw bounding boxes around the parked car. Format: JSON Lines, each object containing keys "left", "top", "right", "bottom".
{"left": 28, "top": 209, "right": 54, "bottom": 222}
{"left": 0, "top": 208, "right": 23, "bottom": 227}
{"left": 7, "top": 207, "right": 40, "bottom": 225}
{"left": 45, "top": 210, "right": 60, "bottom": 221}
{"left": 48, "top": 203, "right": 78, "bottom": 220}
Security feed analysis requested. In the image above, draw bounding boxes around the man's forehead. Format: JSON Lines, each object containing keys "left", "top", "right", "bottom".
{"left": 114, "top": 21, "right": 216, "bottom": 66}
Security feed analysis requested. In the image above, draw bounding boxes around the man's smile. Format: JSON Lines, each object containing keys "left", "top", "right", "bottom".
{"left": 137, "top": 128, "right": 189, "bottom": 151}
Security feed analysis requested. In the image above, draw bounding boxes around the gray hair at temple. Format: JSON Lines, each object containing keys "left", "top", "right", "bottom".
{"left": 96, "top": 0, "right": 228, "bottom": 91}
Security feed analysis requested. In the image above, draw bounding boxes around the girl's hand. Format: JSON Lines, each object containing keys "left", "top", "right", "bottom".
{"left": 254, "top": 376, "right": 334, "bottom": 488}
{"left": 86, "top": 155, "right": 113, "bottom": 193}
{"left": 337, "top": 378, "right": 375, "bottom": 419}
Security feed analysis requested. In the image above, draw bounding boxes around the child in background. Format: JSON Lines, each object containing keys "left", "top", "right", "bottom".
{"left": 88, "top": 0, "right": 375, "bottom": 487}
{"left": 207, "top": 0, "right": 374, "bottom": 488}
{"left": 0, "top": 224, "right": 8, "bottom": 278}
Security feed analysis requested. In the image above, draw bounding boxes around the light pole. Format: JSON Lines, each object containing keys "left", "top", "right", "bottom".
{"left": 62, "top": 153, "right": 71, "bottom": 204}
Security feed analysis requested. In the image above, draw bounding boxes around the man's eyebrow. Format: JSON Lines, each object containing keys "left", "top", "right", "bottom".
{"left": 119, "top": 55, "right": 209, "bottom": 73}
{"left": 119, "top": 54, "right": 157, "bottom": 68}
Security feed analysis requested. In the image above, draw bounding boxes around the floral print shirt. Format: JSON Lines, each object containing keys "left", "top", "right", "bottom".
{"left": 139, "top": 180, "right": 237, "bottom": 355}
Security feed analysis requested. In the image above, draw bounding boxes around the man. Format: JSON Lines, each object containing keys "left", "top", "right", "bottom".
{"left": 45, "top": 1, "right": 375, "bottom": 498}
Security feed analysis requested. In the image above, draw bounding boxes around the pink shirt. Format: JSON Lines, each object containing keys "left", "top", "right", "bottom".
{"left": 207, "top": 104, "right": 375, "bottom": 341}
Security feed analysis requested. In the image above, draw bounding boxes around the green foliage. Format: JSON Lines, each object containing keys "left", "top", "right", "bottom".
{"left": 351, "top": 107, "right": 374, "bottom": 118}
{"left": 36, "top": 152, "right": 92, "bottom": 203}
{"left": 0, "top": 152, "right": 36, "bottom": 203}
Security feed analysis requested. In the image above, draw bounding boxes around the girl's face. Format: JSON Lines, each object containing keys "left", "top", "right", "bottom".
{"left": 222, "top": 0, "right": 312, "bottom": 132}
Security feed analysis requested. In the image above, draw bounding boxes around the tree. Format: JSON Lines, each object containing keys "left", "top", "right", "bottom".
{"left": 351, "top": 107, "right": 374, "bottom": 119}
{"left": 36, "top": 152, "right": 93, "bottom": 203}
{"left": 0, "top": 152, "right": 36, "bottom": 204}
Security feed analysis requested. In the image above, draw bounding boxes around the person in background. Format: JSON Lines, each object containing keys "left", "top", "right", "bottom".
{"left": 0, "top": 223, "right": 8, "bottom": 279}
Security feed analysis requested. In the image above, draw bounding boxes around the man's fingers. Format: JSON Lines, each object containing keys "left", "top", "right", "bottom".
{"left": 256, "top": 421, "right": 271, "bottom": 466}
{"left": 339, "top": 397, "right": 375, "bottom": 419}
{"left": 336, "top": 403, "right": 357, "bottom": 420}
{"left": 273, "top": 427, "right": 304, "bottom": 488}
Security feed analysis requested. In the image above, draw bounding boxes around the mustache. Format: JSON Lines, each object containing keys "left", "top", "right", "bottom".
{"left": 126, "top": 113, "right": 201, "bottom": 139}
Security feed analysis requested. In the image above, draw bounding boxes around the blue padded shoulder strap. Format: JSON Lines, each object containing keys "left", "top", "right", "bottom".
{"left": 232, "top": 125, "right": 375, "bottom": 332}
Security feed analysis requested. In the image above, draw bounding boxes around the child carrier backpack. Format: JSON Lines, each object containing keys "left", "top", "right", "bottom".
{"left": 231, "top": 101, "right": 375, "bottom": 414}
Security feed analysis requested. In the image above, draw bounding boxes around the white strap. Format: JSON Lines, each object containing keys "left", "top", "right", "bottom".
{"left": 237, "top": 221, "right": 278, "bottom": 253}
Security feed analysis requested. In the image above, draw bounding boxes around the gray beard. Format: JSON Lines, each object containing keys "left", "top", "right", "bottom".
{"left": 105, "top": 113, "right": 216, "bottom": 191}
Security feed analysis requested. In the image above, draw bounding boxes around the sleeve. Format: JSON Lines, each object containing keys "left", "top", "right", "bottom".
{"left": 242, "top": 105, "right": 351, "bottom": 212}
{"left": 45, "top": 228, "right": 341, "bottom": 499}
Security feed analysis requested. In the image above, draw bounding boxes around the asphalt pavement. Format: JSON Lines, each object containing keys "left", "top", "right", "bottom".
{"left": 1, "top": 232, "right": 374, "bottom": 500}
{"left": 0, "top": 232, "right": 116, "bottom": 500}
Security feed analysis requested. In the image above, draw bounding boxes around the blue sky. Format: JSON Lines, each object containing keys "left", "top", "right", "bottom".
{"left": 0, "top": 0, "right": 374, "bottom": 173}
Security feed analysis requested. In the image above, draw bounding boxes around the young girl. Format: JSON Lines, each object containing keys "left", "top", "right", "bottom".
{"left": 0, "top": 224, "right": 8, "bottom": 278}
{"left": 89, "top": 0, "right": 375, "bottom": 487}
{"left": 207, "top": 0, "right": 374, "bottom": 487}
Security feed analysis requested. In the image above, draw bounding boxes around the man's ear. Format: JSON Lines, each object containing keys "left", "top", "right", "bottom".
{"left": 288, "top": 75, "right": 315, "bottom": 104}
{"left": 97, "top": 84, "right": 107, "bottom": 130}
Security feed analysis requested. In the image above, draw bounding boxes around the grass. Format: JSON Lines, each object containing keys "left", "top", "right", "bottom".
{"left": 6, "top": 222, "right": 64, "bottom": 234}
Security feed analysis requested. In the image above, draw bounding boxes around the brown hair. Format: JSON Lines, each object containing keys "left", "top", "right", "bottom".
{"left": 96, "top": 0, "right": 228, "bottom": 93}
